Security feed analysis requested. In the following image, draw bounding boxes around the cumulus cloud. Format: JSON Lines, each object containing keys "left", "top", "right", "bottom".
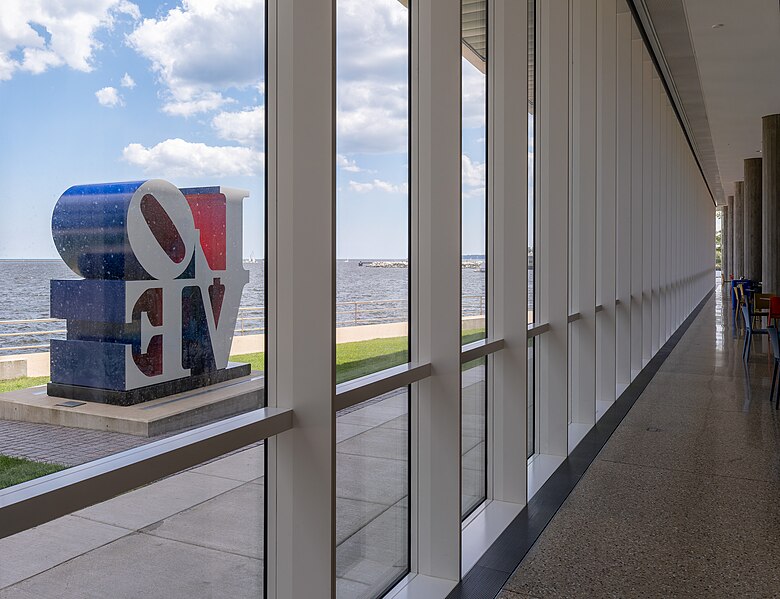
{"left": 335, "top": 0, "right": 409, "bottom": 154}
{"left": 462, "top": 58, "right": 487, "bottom": 129}
{"left": 337, "top": 154, "right": 366, "bottom": 173}
{"left": 337, "top": 80, "right": 408, "bottom": 154}
{"left": 163, "top": 92, "right": 233, "bottom": 117}
{"left": 462, "top": 154, "right": 486, "bottom": 188}
{"left": 120, "top": 72, "right": 135, "bottom": 88}
{"left": 349, "top": 179, "right": 407, "bottom": 194}
{"left": 95, "top": 86, "right": 123, "bottom": 107}
{"left": 127, "top": 0, "right": 263, "bottom": 115}
{"left": 212, "top": 106, "right": 264, "bottom": 146}
{"left": 122, "top": 138, "right": 263, "bottom": 177}
{"left": 0, "top": 0, "right": 139, "bottom": 81}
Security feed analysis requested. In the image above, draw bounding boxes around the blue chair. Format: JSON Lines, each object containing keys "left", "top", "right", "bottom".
{"left": 742, "top": 303, "right": 768, "bottom": 362}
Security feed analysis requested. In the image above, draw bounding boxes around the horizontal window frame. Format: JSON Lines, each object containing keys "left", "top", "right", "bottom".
{"left": 0, "top": 407, "right": 292, "bottom": 540}
{"left": 460, "top": 338, "right": 505, "bottom": 364}
{"left": 527, "top": 322, "right": 551, "bottom": 338}
{"left": 335, "top": 362, "right": 432, "bottom": 412}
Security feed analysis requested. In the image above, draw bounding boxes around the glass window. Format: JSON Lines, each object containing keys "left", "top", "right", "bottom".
{"left": 461, "top": 0, "right": 488, "bottom": 521}
{"left": 0, "top": 443, "right": 265, "bottom": 594}
{"left": 336, "top": 387, "right": 409, "bottom": 597}
{"left": 462, "top": 356, "right": 487, "bottom": 517}
{"left": 527, "top": 0, "right": 537, "bottom": 459}
{"left": 462, "top": 0, "right": 488, "bottom": 345}
{"left": 0, "top": 0, "right": 266, "bottom": 476}
{"left": 336, "top": 0, "right": 411, "bottom": 384}
{"left": 335, "top": 1, "right": 411, "bottom": 596}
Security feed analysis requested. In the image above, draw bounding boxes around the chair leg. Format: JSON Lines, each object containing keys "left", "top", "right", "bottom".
{"left": 743, "top": 331, "right": 750, "bottom": 361}
{"left": 775, "top": 375, "right": 780, "bottom": 410}
{"left": 771, "top": 361, "right": 778, "bottom": 403}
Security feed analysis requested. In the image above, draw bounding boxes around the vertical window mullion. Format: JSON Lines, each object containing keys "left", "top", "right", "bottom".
{"left": 265, "top": 0, "right": 336, "bottom": 596}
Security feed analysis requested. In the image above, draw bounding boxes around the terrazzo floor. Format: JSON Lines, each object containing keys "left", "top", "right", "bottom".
{"left": 499, "top": 286, "right": 780, "bottom": 599}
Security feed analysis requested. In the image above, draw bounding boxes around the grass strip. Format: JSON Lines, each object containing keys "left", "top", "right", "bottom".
{"left": 232, "top": 329, "right": 487, "bottom": 385}
{"left": 0, "top": 375, "right": 49, "bottom": 394}
{"left": 0, "top": 455, "right": 66, "bottom": 490}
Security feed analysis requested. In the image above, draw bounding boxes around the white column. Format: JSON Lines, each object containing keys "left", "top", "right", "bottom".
{"left": 642, "top": 55, "right": 652, "bottom": 364}
{"left": 489, "top": 0, "right": 528, "bottom": 505}
{"left": 596, "top": 0, "right": 617, "bottom": 407}
{"left": 537, "top": 0, "right": 569, "bottom": 458}
{"left": 265, "top": 0, "right": 336, "bottom": 595}
{"left": 615, "top": 4, "right": 631, "bottom": 391}
{"left": 651, "top": 75, "right": 661, "bottom": 355}
{"left": 662, "top": 100, "right": 669, "bottom": 341}
{"left": 569, "top": 0, "right": 597, "bottom": 431}
{"left": 630, "top": 28, "right": 643, "bottom": 379}
{"left": 412, "top": 0, "right": 463, "bottom": 582}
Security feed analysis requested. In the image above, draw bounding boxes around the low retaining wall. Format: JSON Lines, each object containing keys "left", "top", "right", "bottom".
{"left": 0, "top": 316, "right": 488, "bottom": 379}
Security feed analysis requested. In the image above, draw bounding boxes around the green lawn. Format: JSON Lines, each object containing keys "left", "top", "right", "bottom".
{"left": 0, "top": 455, "right": 66, "bottom": 490}
{"left": 232, "top": 329, "right": 487, "bottom": 385}
{"left": 0, "top": 375, "right": 49, "bottom": 394}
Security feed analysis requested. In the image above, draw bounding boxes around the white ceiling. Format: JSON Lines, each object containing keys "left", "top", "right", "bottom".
{"left": 682, "top": 0, "right": 780, "bottom": 202}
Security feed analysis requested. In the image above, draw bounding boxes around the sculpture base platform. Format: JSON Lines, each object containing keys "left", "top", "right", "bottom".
{"left": 0, "top": 370, "right": 264, "bottom": 437}
{"left": 47, "top": 363, "right": 252, "bottom": 406}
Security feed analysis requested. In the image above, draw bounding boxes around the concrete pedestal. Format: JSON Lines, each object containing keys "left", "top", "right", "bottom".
{"left": 734, "top": 182, "right": 744, "bottom": 278}
{"left": 0, "top": 371, "right": 265, "bottom": 436}
{"left": 744, "top": 158, "right": 763, "bottom": 282}
{"left": 763, "top": 114, "right": 780, "bottom": 293}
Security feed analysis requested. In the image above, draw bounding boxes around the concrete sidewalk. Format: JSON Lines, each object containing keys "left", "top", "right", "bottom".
{"left": 0, "top": 369, "right": 487, "bottom": 599}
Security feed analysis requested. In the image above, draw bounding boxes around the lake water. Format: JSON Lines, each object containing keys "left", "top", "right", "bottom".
{"left": 0, "top": 260, "right": 521, "bottom": 353}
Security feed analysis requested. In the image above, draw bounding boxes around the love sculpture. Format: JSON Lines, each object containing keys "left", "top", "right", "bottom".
{"left": 48, "top": 179, "right": 251, "bottom": 405}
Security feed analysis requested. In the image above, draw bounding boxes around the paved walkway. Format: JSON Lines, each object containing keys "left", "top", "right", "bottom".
{"left": 499, "top": 287, "right": 780, "bottom": 598}
{"left": 0, "top": 420, "right": 151, "bottom": 466}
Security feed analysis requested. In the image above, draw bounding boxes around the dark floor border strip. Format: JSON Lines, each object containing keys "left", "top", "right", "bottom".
{"left": 447, "top": 288, "right": 715, "bottom": 599}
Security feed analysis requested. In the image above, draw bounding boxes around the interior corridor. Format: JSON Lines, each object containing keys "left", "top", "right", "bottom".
{"left": 499, "top": 280, "right": 780, "bottom": 598}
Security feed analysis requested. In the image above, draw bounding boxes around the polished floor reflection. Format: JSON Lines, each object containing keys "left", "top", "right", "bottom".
{"left": 500, "top": 281, "right": 780, "bottom": 598}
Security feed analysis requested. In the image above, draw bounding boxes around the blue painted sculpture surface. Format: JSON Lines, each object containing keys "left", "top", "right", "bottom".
{"left": 49, "top": 179, "right": 250, "bottom": 403}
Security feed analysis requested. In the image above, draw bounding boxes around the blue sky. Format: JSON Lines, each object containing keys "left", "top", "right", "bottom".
{"left": 0, "top": 0, "right": 490, "bottom": 260}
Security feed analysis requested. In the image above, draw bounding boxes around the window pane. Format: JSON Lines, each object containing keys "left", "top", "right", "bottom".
{"left": 527, "top": 0, "right": 537, "bottom": 458}
{"left": 462, "top": 357, "right": 487, "bottom": 518}
{"left": 336, "top": 387, "right": 409, "bottom": 598}
{"left": 0, "top": 0, "right": 265, "bottom": 478}
{"left": 462, "top": 0, "right": 487, "bottom": 344}
{"left": 336, "top": 0, "right": 410, "bottom": 383}
{"left": 0, "top": 443, "right": 265, "bottom": 595}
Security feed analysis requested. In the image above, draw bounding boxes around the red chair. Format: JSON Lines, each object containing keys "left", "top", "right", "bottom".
{"left": 770, "top": 296, "right": 780, "bottom": 329}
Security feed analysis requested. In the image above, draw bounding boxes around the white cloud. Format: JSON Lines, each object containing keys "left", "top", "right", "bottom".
{"left": 163, "top": 92, "right": 233, "bottom": 117}
{"left": 127, "top": 0, "right": 263, "bottom": 115}
{"left": 335, "top": 0, "right": 409, "bottom": 155}
{"left": 0, "top": 0, "right": 140, "bottom": 81}
{"left": 212, "top": 106, "right": 264, "bottom": 146}
{"left": 95, "top": 86, "right": 123, "bottom": 107}
{"left": 349, "top": 179, "right": 407, "bottom": 194}
{"left": 462, "top": 58, "right": 487, "bottom": 129}
{"left": 462, "top": 154, "right": 485, "bottom": 188}
{"left": 120, "top": 72, "right": 135, "bottom": 88}
{"left": 337, "top": 154, "right": 365, "bottom": 173}
{"left": 338, "top": 81, "right": 408, "bottom": 154}
{"left": 122, "top": 138, "right": 263, "bottom": 177}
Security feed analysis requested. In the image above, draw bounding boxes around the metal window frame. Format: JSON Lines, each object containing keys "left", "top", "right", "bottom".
{"left": 0, "top": 407, "right": 292, "bottom": 541}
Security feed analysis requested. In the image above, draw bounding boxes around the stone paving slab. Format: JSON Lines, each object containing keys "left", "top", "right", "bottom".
{"left": 500, "top": 289, "right": 780, "bottom": 598}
